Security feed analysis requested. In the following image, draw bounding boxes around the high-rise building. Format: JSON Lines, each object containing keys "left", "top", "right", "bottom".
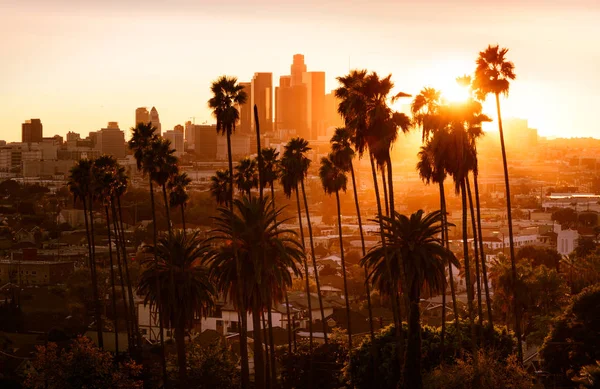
{"left": 95, "top": 122, "right": 126, "bottom": 158}
{"left": 135, "top": 107, "right": 150, "bottom": 126}
{"left": 22, "top": 119, "right": 43, "bottom": 143}
{"left": 251, "top": 73, "right": 273, "bottom": 133}
{"left": 150, "top": 107, "right": 161, "bottom": 134}
{"left": 164, "top": 129, "right": 184, "bottom": 158}
{"left": 173, "top": 124, "right": 184, "bottom": 134}
{"left": 303, "top": 71, "right": 326, "bottom": 140}
{"left": 290, "top": 54, "right": 307, "bottom": 86}
{"left": 239, "top": 82, "right": 252, "bottom": 134}
{"left": 191, "top": 124, "right": 218, "bottom": 161}
{"left": 66, "top": 131, "right": 81, "bottom": 142}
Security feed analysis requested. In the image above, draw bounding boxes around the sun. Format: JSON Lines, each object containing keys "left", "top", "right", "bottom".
{"left": 442, "top": 81, "right": 470, "bottom": 103}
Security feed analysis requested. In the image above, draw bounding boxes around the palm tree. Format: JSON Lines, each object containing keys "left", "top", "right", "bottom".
{"left": 168, "top": 172, "right": 192, "bottom": 233}
{"left": 472, "top": 44, "right": 521, "bottom": 361}
{"left": 92, "top": 156, "right": 121, "bottom": 355}
{"left": 209, "top": 169, "right": 232, "bottom": 207}
{"left": 138, "top": 230, "right": 216, "bottom": 386}
{"left": 282, "top": 137, "right": 328, "bottom": 344}
{"left": 208, "top": 75, "right": 250, "bottom": 387}
{"left": 148, "top": 138, "right": 179, "bottom": 238}
{"left": 127, "top": 122, "right": 167, "bottom": 382}
{"left": 330, "top": 127, "right": 374, "bottom": 339}
{"left": 205, "top": 196, "right": 304, "bottom": 389}
{"left": 234, "top": 157, "right": 259, "bottom": 198}
{"left": 319, "top": 155, "right": 353, "bottom": 350}
{"left": 67, "top": 160, "right": 103, "bottom": 348}
{"left": 362, "top": 210, "right": 457, "bottom": 389}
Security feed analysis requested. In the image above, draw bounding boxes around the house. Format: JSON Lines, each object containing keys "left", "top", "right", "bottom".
{"left": 556, "top": 225, "right": 579, "bottom": 255}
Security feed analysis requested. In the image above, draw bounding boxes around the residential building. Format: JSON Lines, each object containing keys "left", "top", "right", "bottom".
{"left": 0, "top": 260, "right": 74, "bottom": 285}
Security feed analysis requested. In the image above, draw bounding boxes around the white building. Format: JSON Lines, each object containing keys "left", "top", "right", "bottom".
{"left": 556, "top": 226, "right": 579, "bottom": 255}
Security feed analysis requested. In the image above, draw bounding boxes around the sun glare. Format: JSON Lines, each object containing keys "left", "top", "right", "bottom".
{"left": 442, "top": 81, "right": 470, "bottom": 103}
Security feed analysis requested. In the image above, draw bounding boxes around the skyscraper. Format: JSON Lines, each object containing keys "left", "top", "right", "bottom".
{"left": 22, "top": 119, "right": 43, "bottom": 143}
{"left": 239, "top": 82, "right": 252, "bottom": 134}
{"left": 95, "top": 122, "right": 126, "bottom": 158}
{"left": 150, "top": 107, "right": 161, "bottom": 134}
{"left": 135, "top": 107, "right": 150, "bottom": 126}
{"left": 251, "top": 73, "right": 273, "bottom": 133}
{"left": 303, "top": 71, "right": 326, "bottom": 140}
{"left": 290, "top": 54, "right": 307, "bottom": 86}
{"left": 191, "top": 125, "right": 218, "bottom": 161}
{"left": 164, "top": 129, "right": 184, "bottom": 158}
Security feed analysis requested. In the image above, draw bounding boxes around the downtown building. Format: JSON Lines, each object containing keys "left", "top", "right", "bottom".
{"left": 95, "top": 122, "right": 126, "bottom": 159}
{"left": 22, "top": 119, "right": 43, "bottom": 143}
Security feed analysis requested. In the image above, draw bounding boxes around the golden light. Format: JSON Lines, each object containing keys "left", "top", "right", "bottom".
{"left": 441, "top": 80, "right": 470, "bottom": 103}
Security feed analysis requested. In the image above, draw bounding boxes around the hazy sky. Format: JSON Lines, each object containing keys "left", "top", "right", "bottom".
{"left": 1, "top": 0, "right": 599, "bottom": 141}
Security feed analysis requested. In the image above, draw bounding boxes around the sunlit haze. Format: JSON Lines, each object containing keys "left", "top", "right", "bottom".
{"left": 1, "top": 0, "right": 599, "bottom": 141}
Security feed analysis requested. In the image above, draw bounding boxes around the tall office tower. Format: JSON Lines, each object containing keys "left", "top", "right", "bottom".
{"left": 192, "top": 125, "right": 218, "bottom": 160}
{"left": 275, "top": 76, "right": 291, "bottom": 132}
{"left": 150, "top": 106, "right": 162, "bottom": 134}
{"left": 22, "top": 119, "right": 43, "bottom": 143}
{"left": 164, "top": 129, "right": 184, "bottom": 157}
{"left": 303, "top": 71, "right": 326, "bottom": 140}
{"left": 135, "top": 107, "right": 150, "bottom": 126}
{"left": 239, "top": 82, "right": 252, "bottom": 134}
{"left": 290, "top": 54, "right": 307, "bottom": 86}
{"left": 66, "top": 131, "right": 81, "bottom": 142}
{"left": 95, "top": 122, "right": 126, "bottom": 158}
{"left": 173, "top": 124, "right": 184, "bottom": 134}
{"left": 324, "top": 92, "right": 344, "bottom": 131}
{"left": 251, "top": 73, "right": 273, "bottom": 133}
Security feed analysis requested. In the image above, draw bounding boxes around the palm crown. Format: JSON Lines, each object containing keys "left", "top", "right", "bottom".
{"left": 208, "top": 76, "right": 248, "bottom": 136}
{"left": 319, "top": 155, "right": 348, "bottom": 195}
{"left": 472, "top": 44, "right": 516, "bottom": 100}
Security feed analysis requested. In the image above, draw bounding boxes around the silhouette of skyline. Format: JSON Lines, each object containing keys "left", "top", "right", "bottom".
{"left": 1, "top": 0, "right": 598, "bottom": 141}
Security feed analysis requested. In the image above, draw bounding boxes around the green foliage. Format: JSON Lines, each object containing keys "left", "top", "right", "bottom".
{"left": 345, "top": 323, "right": 515, "bottom": 389}
{"left": 278, "top": 340, "right": 347, "bottom": 389}
{"left": 168, "top": 341, "right": 240, "bottom": 389}
{"left": 540, "top": 284, "right": 600, "bottom": 387}
{"left": 422, "top": 351, "right": 536, "bottom": 389}
{"left": 24, "top": 336, "right": 142, "bottom": 389}
{"left": 517, "top": 245, "right": 562, "bottom": 271}
{"left": 575, "top": 237, "right": 597, "bottom": 258}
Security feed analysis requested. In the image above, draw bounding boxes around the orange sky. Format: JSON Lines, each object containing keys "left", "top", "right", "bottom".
{"left": 1, "top": 0, "right": 599, "bottom": 141}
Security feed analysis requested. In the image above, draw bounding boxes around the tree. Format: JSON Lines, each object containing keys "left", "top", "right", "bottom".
{"left": 517, "top": 246, "right": 562, "bottom": 271}
{"left": 24, "top": 336, "right": 142, "bottom": 389}
{"left": 319, "top": 155, "right": 353, "bottom": 350}
{"left": 67, "top": 160, "right": 103, "bottom": 347}
{"left": 209, "top": 169, "right": 232, "bottom": 207}
{"left": 330, "top": 127, "right": 374, "bottom": 339}
{"left": 205, "top": 196, "right": 304, "bottom": 389}
{"left": 362, "top": 210, "right": 457, "bottom": 389}
{"left": 234, "top": 157, "right": 258, "bottom": 198}
{"left": 168, "top": 171, "right": 192, "bottom": 233}
{"left": 207, "top": 74, "right": 250, "bottom": 388}
{"left": 472, "top": 44, "right": 522, "bottom": 361}
{"left": 138, "top": 230, "right": 216, "bottom": 385}
{"left": 575, "top": 237, "right": 597, "bottom": 258}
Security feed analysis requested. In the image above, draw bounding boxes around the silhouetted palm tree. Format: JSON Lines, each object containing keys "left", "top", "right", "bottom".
{"left": 205, "top": 196, "right": 304, "bottom": 389}
{"left": 282, "top": 137, "right": 328, "bottom": 344}
{"left": 472, "top": 44, "right": 521, "bottom": 361}
{"left": 319, "top": 155, "right": 353, "bottom": 350}
{"left": 168, "top": 172, "right": 191, "bottom": 233}
{"left": 210, "top": 169, "right": 232, "bottom": 207}
{"left": 234, "top": 157, "right": 259, "bottom": 198}
{"left": 330, "top": 127, "right": 374, "bottom": 339}
{"left": 363, "top": 210, "right": 457, "bottom": 389}
{"left": 67, "top": 159, "right": 103, "bottom": 348}
{"left": 208, "top": 75, "right": 250, "bottom": 387}
{"left": 139, "top": 230, "right": 216, "bottom": 386}
{"left": 148, "top": 138, "right": 179, "bottom": 238}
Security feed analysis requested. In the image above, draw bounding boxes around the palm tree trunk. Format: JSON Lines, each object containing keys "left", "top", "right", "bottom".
{"left": 162, "top": 185, "right": 172, "bottom": 238}
{"left": 440, "top": 183, "right": 460, "bottom": 332}
{"left": 266, "top": 297, "right": 277, "bottom": 387}
{"left": 252, "top": 299, "right": 265, "bottom": 389}
{"left": 149, "top": 179, "right": 168, "bottom": 386}
{"left": 495, "top": 92, "right": 522, "bottom": 363}
{"left": 381, "top": 167, "right": 389, "bottom": 217}
{"left": 180, "top": 204, "right": 186, "bottom": 235}
{"left": 261, "top": 311, "right": 270, "bottom": 389}
{"left": 111, "top": 202, "right": 132, "bottom": 352}
{"left": 300, "top": 178, "right": 328, "bottom": 344}
{"left": 174, "top": 323, "right": 187, "bottom": 386}
{"left": 117, "top": 196, "right": 141, "bottom": 349}
{"left": 104, "top": 205, "right": 119, "bottom": 356}
{"left": 335, "top": 190, "right": 353, "bottom": 352}
{"left": 227, "top": 131, "right": 250, "bottom": 387}
{"left": 473, "top": 172, "right": 493, "bottom": 330}
{"left": 369, "top": 154, "right": 403, "bottom": 354}
{"left": 349, "top": 162, "right": 374, "bottom": 339}
{"left": 295, "top": 185, "right": 313, "bottom": 349}
{"left": 438, "top": 182, "right": 447, "bottom": 361}
{"left": 466, "top": 176, "right": 484, "bottom": 333}
{"left": 402, "top": 282, "right": 423, "bottom": 389}
{"left": 460, "top": 179, "right": 478, "bottom": 364}
{"left": 88, "top": 197, "right": 104, "bottom": 348}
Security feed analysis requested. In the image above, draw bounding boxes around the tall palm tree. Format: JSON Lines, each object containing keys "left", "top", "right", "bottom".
{"left": 139, "top": 230, "right": 216, "bottom": 386}
{"left": 282, "top": 137, "right": 328, "bottom": 344}
{"left": 148, "top": 138, "right": 179, "bottom": 238}
{"left": 168, "top": 172, "right": 192, "bottom": 233}
{"left": 234, "top": 157, "right": 259, "bottom": 198}
{"left": 362, "top": 210, "right": 457, "bottom": 389}
{"left": 92, "top": 156, "right": 120, "bottom": 355}
{"left": 319, "top": 155, "right": 353, "bottom": 350}
{"left": 472, "top": 44, "right": 521, "bottom": 361}
{"left": 209, "top": 169, "right": 232, "bottom": 207}
{"left": 330, "top": 127, "right": 374, "bottom": 339}
{"left": 208, "top": 75, "right": 250, "bottom": 387}
{"left": 67, "top": 160, "right": 103, "bottom": 348}
{"left": 127, "top": 122, "right": 167, "bottom": 382}
{"left": 205, "top": 196, "right": 304, "bottom": 389}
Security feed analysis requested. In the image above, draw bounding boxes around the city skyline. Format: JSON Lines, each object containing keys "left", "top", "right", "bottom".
{"left": 1, "top": 0, "right": 599, "bottom": 141}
